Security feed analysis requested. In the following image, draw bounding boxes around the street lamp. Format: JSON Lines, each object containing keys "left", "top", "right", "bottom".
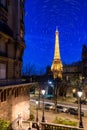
{"left": 36, "top": 100, "right": 39, "bottom": 122}
{"left": 77, "top": 88, "right": 83, "bottom": 128}
{"left": 72, "top": 88, "right": 76, "bottom": 97}
{"left": 41, "top": 89, "right": 45, "bottom": 122}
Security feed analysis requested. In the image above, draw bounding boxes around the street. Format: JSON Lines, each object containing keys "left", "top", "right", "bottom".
{"left": 30, "top": 98, "right": 87, "bottom": 116}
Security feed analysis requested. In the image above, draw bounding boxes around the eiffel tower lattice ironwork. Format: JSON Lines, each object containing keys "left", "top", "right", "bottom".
{"left": 51, "top": 27, "right": 63, "bottom": 79}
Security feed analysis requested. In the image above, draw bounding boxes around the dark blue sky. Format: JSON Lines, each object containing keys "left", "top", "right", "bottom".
{"left": 23, "top": 0, "right": 87, "bottom": 74}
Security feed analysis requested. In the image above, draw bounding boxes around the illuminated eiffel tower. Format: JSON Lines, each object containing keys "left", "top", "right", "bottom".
{"left": 51, "top": 27, "right": 63, "bottom": 79}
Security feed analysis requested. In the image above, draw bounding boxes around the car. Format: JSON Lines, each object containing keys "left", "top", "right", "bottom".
{"left": 56, "top": 105, "right": 68, "bottom": 113}
{"left": 45, "top": 104, "right": 55, "bottom": 110}
{"left": 74, "top": 100, "right": 87, "bottom": 104}
{"left": 62, "top": 107, "right": 69, "bottom": 113}
{"left": 68, "top": 108, "right": 84, "bottom": 116}
{"left": 56, "top": 105, "right": 63, "bottom": 112}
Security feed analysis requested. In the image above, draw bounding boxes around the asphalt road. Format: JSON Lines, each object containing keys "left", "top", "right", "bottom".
{"left": 30, "top": 98, "right": 87, "bottom": 116}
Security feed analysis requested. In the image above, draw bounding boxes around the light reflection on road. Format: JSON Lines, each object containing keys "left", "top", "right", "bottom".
{"left": 30, "top": 99, "right": 87, "bottom": 111}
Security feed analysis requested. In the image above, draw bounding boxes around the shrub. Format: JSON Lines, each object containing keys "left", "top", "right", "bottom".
{"left": 29, "top": 114, "right": 35, "bottom": 121}
{"left": 0, "top": 119, "right": 12, "bottom": 130}
{"left": 54, "top": 117, "right": 77, "bottom": 126}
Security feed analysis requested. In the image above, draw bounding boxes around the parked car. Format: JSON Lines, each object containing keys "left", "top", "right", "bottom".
{"left": 74, "top": 100, "right": 87, "bottom": 104}
{"left": 45, "top": 104, "right": 55, "bottom": 110}
{"left": 56, "top": 105, "right": 68, "bottom": 113}
{"left": 68, "top": 108, "right": 84, "bottom": 116}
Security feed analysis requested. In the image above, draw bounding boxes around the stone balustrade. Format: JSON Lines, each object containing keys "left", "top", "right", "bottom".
{"left": 40, "top": 122, "right": 84, "bottom": 130}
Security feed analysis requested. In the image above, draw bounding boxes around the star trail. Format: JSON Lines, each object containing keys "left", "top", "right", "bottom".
{"left": 23, "top": 0, "right": 87, "bottom": 74}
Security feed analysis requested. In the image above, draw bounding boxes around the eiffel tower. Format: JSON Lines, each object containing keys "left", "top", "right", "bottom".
{"left": 51, "top": 27, "right": 63, "bottom": 79}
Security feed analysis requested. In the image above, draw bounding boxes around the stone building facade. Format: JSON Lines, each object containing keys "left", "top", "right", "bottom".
{"left": 63, "top": 62, "right": 82, "bottom": 81}
{"left": 63, "top": 44, "right": 87, "bottom": 81}
{"left": 0, "top": 83, "right": 37, "bottom": 121}
{"left": 0, "top": 0, "right": 37, "bottom": 122}
{"left": 63, "top": 45, "right": 87, "bottom": 98}
{"left": 0, "top": 0, "right": 25, "bottom": 79}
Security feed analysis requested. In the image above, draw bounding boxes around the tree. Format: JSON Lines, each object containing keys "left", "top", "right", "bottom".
{"left": 54, "top": 77, "right": 61, "bottom": 112}
{"left": 22, "top": 63, "right": 37, "bottom": 76}
{"left": 59, "top": 80, "right": 68, "bottom": 97}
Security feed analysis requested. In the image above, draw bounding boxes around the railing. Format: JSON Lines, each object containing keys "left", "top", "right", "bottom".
{"left": 0, "top": 79, "right": 30, "bottom": 86}
{"left": 40, "top": 122, "right": 84, "bottom": 130}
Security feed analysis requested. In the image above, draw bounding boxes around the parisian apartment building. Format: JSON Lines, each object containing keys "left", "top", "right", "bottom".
{"left": 0, "top": 0, "right": 25, "bottom": 80}
{"left": 0, "top": 0, "right": 37, "bottom": 121}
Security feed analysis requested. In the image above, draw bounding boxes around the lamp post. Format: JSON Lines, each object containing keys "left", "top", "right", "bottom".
{"left": 28, "top": 105, "right": 31, "bottom": 130}
{"left": 36, "top": 100, "right": 39, "bottom": 122}
{"left": 77, "top": 88, "right": 83, "bottom": 128}
{"left": 72, "top": 88, "right": 76, "bottom": 97}
{"left": 41, "top": 89, "right": 45, "bottom": 122}
{"left": 54, "top": 77, "right": 59, "bottom": 113}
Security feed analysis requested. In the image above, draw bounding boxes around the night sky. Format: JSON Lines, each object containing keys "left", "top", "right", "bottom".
{"left": 23, "top": 0, "right": 87, "bottom": 74}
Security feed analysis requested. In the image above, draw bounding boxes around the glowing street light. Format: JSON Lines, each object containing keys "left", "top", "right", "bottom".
{"left": 36, "top": 100, "right": 39, "bottom": 122}
{"left": 41, "top": 89, "right": 45, "bottom": 122}
{"left": 77, "top": 88, "right": 83, "bottom": 128}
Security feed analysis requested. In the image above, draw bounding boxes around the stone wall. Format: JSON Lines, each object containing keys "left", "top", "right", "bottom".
{"left": 0, "top": 86, "right": 30, "bottom": 122}
{"left": 11, "top": 95, "right": 29, "bottom": 121}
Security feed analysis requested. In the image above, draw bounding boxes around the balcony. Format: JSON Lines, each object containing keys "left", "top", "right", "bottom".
{"left": 0, "top": 21, "right": 13, "bottom": 37}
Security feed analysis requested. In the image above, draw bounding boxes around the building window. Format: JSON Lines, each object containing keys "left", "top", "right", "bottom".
{"left": 0, "top": 42, "right": 6, "bottom": 53}
{"left": 0, "top": 42, "right": 6, "bottom": 55}
{"left": 0, "top": 0, "right": 7, "bottom": 8}
{"left": 0, "top": 63, "right": 6, "bottom": 79}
